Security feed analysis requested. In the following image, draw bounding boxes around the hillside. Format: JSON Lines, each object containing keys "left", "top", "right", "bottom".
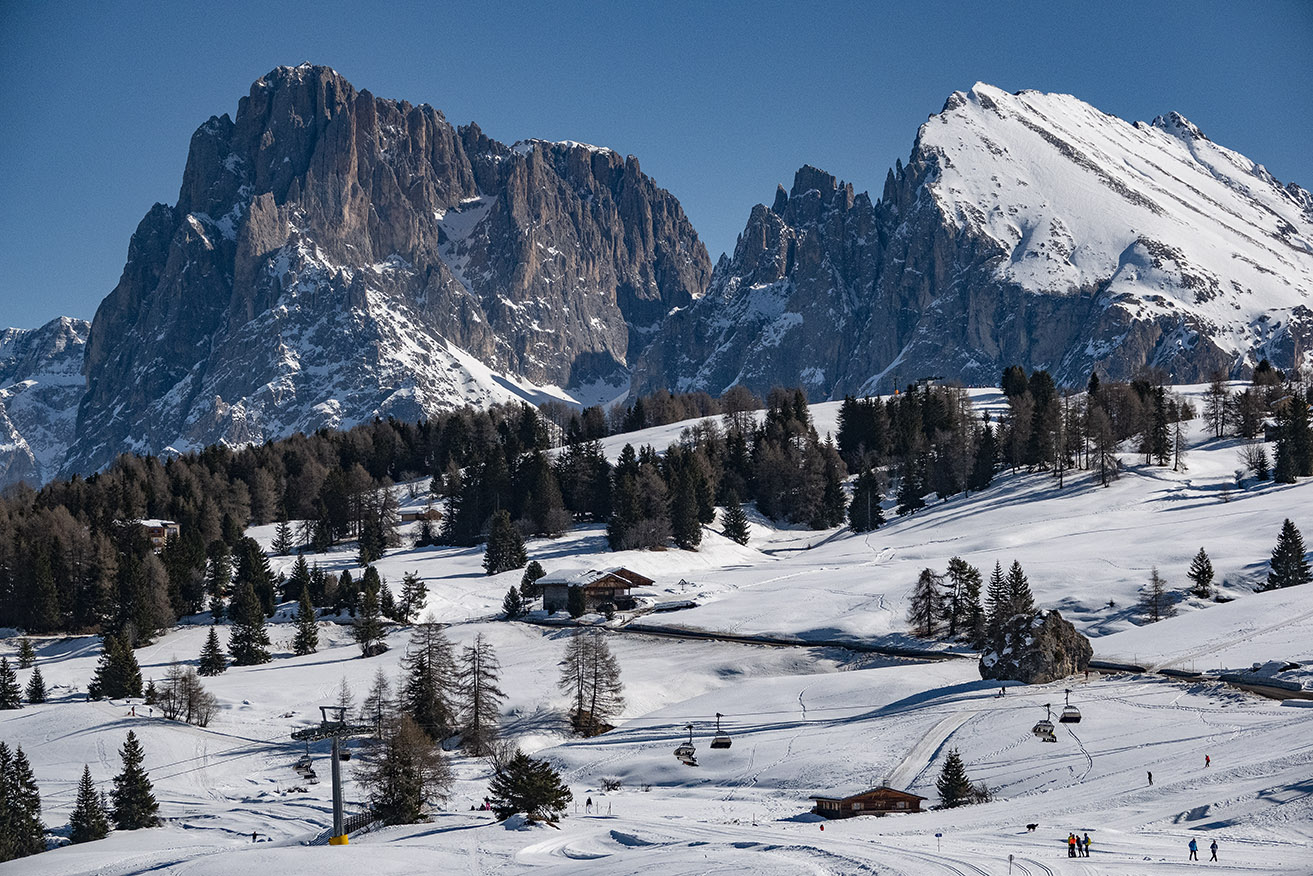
{"left": 3, "top": 384, "right": 1313, "bottom": 874}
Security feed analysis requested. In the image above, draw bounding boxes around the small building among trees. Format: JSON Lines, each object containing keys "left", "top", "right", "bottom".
{"left": 138, "top": 519, "right": 181, "bottom": 550}
{"left": 540, "top": 567, "right": 654, "bottom": 614}
{"left": 809, "top": 785, "right": 926, "bottom": 818}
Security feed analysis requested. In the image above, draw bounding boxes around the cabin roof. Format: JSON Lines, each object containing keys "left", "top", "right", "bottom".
{"left": 809, "top": 786, "right": 926, "bottom": 802}
{"left": 538, "top": 567, "right": 655, "bottom": 588}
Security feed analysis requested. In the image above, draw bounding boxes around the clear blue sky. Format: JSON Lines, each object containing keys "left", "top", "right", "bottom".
{"left": 1, "top": 0, "right": 1310, "bottom": 330}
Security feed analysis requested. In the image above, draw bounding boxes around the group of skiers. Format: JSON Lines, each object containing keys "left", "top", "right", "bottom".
{"left": 1066, "top": 832, "right": 1091, "bottom": 857}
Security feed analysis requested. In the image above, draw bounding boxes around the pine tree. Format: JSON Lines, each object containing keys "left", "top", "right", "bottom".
{"left": 984, "top": 561, "right": 1009, "bottom": 640}
{"left": 354, "top": 575, "right": 386, "bottom": 656}
{"left": 197, "top": 628, "right": 227, "bottom": 676}
{"left": 87, "top": 635, "right": 143, "bottom": 700}
{"left": 935, "top": 748, "right": 974, "bottom": 808}
{"left": 895, "top": 454, "right": 926, "bottom": 516}
{"left": 1139, "top": 566, "right": 1176, "bottom": 622}
{"left": 227, "top": 580, "right": 271, "bottom": 665}
{"left": 282, "top": 553, "right": 311, "bottom": 602}
{"left": 720, "top": 490, "right": 751, "bottom": 544}
{"left": 1266, "top": 518, "right": 1311, "bottom": 590}
{"left": 566, "top": 585, "right": 586, "bottom": 618}
{"left": 399, "top": 624, "right": 455, "bottom": 741}
{"left": 111, "top": 731, "right": 159, "bottom": 830}
{"left": 519, "top": 561, "right": 546, "bottom": 600}
{"left": 848, "top": 469, "right": 885, "bottom": 533}
{"left": 6, "top": 745, "right": 45, "bottom": 857}
{"left": 399, "top": 572, "right": 428, "bottom": 622}
{"left": 483, "top": 510, "right": 527, "bottom": 575}
{"left": 355, "top": 715, "right": 451, "bottom": 825}
{"left": 1005, "top": 560, "right": 1036, "bottom": 619}
{"left": 669, "top": 474, "right": 702, "bottom": 550}
{"left": 907, "top": 568, "right": 943, "bottom": 638}
{"left": 456, "top": 633, "right": 506, "bottom": 755}
{"left": 943, "top": 557, "right": 982, "bottom": 641}
{"left": 502, "top": 587, "right": 525, "bottom": 619}
{"left": 16, "top": 639, "right": 36, "bottom": 669}
{"left": 206, "top": 547, "right": 231, "bottom": 622}
{"left": 1187, "top": 548, "right": 1215, "bottom": 599}
{"left": 25, "top": 666, "right": 47, "bottom": 705}
{"left": 557, "top": 630, "right": 624, "bottom": 736}
{"left": 292, "top": 585, "right": 319, "bottom": 656}
{"left": 272, "top": 518, "right": 293, "bottom": 556}
{"left": 0, "top": 658, "right": 21, "bottom": 709}
{"left": 69, "top": 764, "right": 110, "bottom": 844}
{"left": 488, "top": 750, "right": 573, "bottom": 822}
{"left": 361, "top": 668, "right": 394, "bottom": 735}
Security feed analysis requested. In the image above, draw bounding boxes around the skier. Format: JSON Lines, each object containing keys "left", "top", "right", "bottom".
{"left": 1205, "top": 754, "right": 1210, "bottom": 767}
{"left": 1067, "top": 833, "right": 1076, "bottom": 857}
{"left": 1188, "top": 838, "right": 1198, "bottom": 861}
{"left": 1083, "top": 833, "right": 1091, "bottom": 857}
{"left": 586, "top": 796, "right": 593, "bottom": 813}
{"left": 1209, "top": 840, "right": 1218, "bottom": 862}
{"left": 1147, "top": 770, "right": 1153, "bottom": 786}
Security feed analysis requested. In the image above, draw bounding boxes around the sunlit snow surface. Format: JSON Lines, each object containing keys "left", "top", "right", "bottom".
{"left": 5, "top": 386, "right": 1313, "bottom": 874}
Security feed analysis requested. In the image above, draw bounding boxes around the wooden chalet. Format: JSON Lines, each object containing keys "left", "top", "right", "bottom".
{"left": 138, "top": 519, "right": 180, "bottom": 550}
{"left": 400, "top": 508, "right": 443, "bottom": 523}
{"left": 540, "top": 567, "right": 654, "bottom": 613}
{"left": 809, "top": 786, "right": 926, "bottom": 818}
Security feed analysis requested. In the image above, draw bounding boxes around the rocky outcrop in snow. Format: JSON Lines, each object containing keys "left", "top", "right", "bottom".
{"left": 635, "top": 83, "right": 1313, "bottom": 399}
{"left": 0, "top": 317, "right": 88, "bottom": 488}
{"left": 979, "top": 610, "right": 1093, "bottom": 685}
{"left": 66, "top": 64, "right": 709, "bottom": 476}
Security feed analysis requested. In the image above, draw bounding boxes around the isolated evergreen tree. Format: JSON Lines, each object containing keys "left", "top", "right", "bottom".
{"left": 566, "top": 585, "right": 587, "bottom": 619}
{"left": 848, "top": 469, "right": 885, "bottom": 532}
{"left": 720, "top": 490, "right": 751, "bottom": 544}
{"left": 1187, "top": 548, "right": 1215, "bottom": 598}
{"left": 488, "top": 750, "right": 573, "bottom": 822}
{"left": 197, "top": 628, "right": 227, "bottom": 676}
{"left": 354, "top": 715, "right": 451, "bottom": 826}
{"left": 483, "top": 510, "right": 527, "bottom": 575}
{"left": 456, "top": 633, "right": 506, "bottom": 755}
{"left": 1139, "top": 566, "right": 1176, "bottom": 622}
{"left": 502, "top": 587, "right": 525, "bottom": 619}
{"left": 399, "top": 624, "right": 455, "bottom": 741}
{"left": 16, "top": 639, "right": 36, "bottom": 669}
{"left": 111, "top": 731, "right": 159, "bottom": 830}
{"left": 227, "top": 580, "right": 271, "bottom": 665}
{"left": 361, "top": 667, "right": 394, "bottom": 735}
{"left": 907, "top": 568, "right": 943, "bottom": 638}
{"left": 354, "top": 577, "right": 386, "bottom": 656}
{"left": 272, "top": 518, "right": 293, "bottom": 556}
{"left": 1005, "top": 560, "right": 1036, "bottom": 619}
{"left": 87, "top": 635, "right": 142, "bottom": 700}
{"left": 399, "top": 571, "right": 428, "bottom": 622}
{"left": 519, "top": 561, "right": 547, "bottom": 600}
{"left": 0, "top": 658, "right": 21, "bottom": 710}
{"left": 4, "top": 745, "right": 45, "bottom": 858}
{"left": 292, "top": 585, "right": 319, "bottom": 656}
{"left": 558, "top": 630, "right": 625, "bottom": 736}
{"left": 984, "top": 561, "right": 1009, "bottom": 640}
{"left": 936, "top": 748, "right": 974, "bottom": 808}
{"left": 69, "top": 764, "right": 110, "bottom": 844}
{"left": 1266, "top": 518, "right": 1311, "bottom": 590}
{"left": 25, "top": 665, "right": 46, "bottom": 704}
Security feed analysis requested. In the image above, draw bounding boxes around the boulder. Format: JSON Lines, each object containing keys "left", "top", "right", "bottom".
{"left": 979, "top": 609, "right": 1092, "bottom": 685}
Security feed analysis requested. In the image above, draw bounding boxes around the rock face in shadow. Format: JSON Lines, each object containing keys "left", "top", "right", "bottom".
{"left": 0, "top": 317, "right": 88, "bottom": 488}
{"left": 979, "top": 610, "right": 1093, "bottom": 685}
{"left": 66, "top": 64, "right": 710, "bottom": 476}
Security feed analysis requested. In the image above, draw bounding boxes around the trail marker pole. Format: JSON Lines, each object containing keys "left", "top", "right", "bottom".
{"left": 935, "top": 832, "right": 942, "bottom": 852}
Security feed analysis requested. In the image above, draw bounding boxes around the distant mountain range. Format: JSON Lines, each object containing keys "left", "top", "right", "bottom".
{"left": 3, "top": 69, "right": 1311, "bottom": 486}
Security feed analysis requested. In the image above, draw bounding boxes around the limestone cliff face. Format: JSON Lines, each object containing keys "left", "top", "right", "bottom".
{"left": 0, "top": 317, "right": 88, "bottom": 487}
{"left": 67, "top": 64, "right": 709, "bottom": 475}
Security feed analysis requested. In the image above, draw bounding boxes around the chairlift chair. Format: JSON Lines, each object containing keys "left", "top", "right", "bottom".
{"left": 1032, "top": 704, "right": 1057, "bottom": 743}
{"left": 710, "top": 713, "right": 732, "bottom": 750}
{"left": 674, "top": 723, "right": 698, "bottom": 766}
{"left": 1059, "top": 689, "right": 1082, "bottom": 724}
{"left": 294, "top": 755, "right": 313, "bottom": 771}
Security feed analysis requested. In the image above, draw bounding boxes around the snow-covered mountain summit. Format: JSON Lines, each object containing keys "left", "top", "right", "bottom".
{"left": 0, "top": 316, "right": 87, "bottom": 486}
{"left": 636, "top": 83, "right": 1313, "bottom": 399}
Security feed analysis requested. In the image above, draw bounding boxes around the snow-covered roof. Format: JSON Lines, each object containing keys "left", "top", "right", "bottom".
{"left": 538, "top": 567, "right": 654, "bottom": 588}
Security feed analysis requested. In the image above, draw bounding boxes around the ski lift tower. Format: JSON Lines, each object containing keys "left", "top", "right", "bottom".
{"left": 291, "top": 706, "right": 374, "bottom": 845}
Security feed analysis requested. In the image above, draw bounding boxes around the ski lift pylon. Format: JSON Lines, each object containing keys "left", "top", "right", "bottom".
{"left": 710, "top": 712, "right": 732, "bottom": 749}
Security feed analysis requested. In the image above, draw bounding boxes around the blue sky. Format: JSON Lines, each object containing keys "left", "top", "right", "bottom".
{"left": 1, "top": 0, "right": 1310, "bottom": 330}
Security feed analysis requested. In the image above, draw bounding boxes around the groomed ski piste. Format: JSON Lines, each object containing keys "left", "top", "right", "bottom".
{"left": 4, "top": 384, "right": 1313, "bottom": 875}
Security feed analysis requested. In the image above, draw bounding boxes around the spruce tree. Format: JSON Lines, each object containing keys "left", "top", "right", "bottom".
{"left": 1005, "top": 560, "right": 1036, "bottom": 619}
{"left": 720, "top": 490, "right": 751, "bottom": 544}
{"left": 399, "top": 571, "right": 428, "bottom": 622}
{"left": 895, "top": 455, "right": 926, "bottom": 516}
{"left": 7, "top": 745, "right": 45, "bottom": 857}
{"left": 669, "top": 475, "right": 702, "bottom": 550}
{"left": 984, "top": 561, "right": 1009, "bottom": 640}
{"left": 502, "top": 587, "right": 525, "bottom": 619}
{"left": 519, "top": 561, "right": 546, "bottom": 600}
{"left": 566, "top": 585, "right": 586, "bottom": 619}
{"left": 227, "top": 580, "right": 271, "bottom": 665}
{"left": 848, "top": 470, "right": 885, "bottom": 533}
{"left": 197, "top": 627, "right": 227, "bottom": 676}
{"left": 356, "top": 715, "right": 451, "bottom": 825}
{"left": 1187, "top": 548, "right": 1215, "bottom": 598}
{"left": 1139, "top": 566, "right": 1176, "bottom": 622}
{"left": 16, "top": 638, "right": 36, "bottom": 669}
{"left": 272, "top": 518, "right": 293, "bottom": 556}
{"left": 206, "top": 547, "right": 231, "bottom": 622}
{"left": 488, "top": 750, "right": 573, "bottom": 822}
{"left": 361, "top": 668, "right": 394, "bottom": 735}
{"left": 0, "top": 658, "right": 21, "bottom": 709}
{"left": 1266, "top": 518, "right": 1311, "bottom": 590}
{"left": 292, "top": 585, "right": 319, "bottom": 656}
{"left": 944, "top": 557, "right": 983, "bottom": 642}
{"left": 111, "top": 731, "right": 159, "bottom": 830}
{"left": 354, "top": 577, "right": 385, "bottom": 656}
{"left": 25, "top": 665, "right": 47, "bottom": 704}
{"left": 483, "top": 510, "right": 527, "bottom": 575}
{"left": 70, "top": 764, "right": 110, "bottom": 844}
{"left": 87, "top": 635, "right": 143, "bottom": 700}
{"left": 907, "top": 568, "right": 943, "bottom": 638}
{"left": 935, "top": 748, "right": 974, "bottom": 808}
